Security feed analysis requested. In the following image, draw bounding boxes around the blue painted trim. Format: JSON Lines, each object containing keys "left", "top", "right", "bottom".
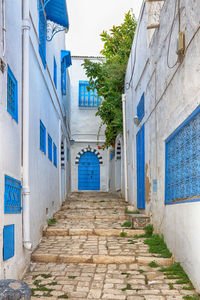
{"left": 48, "top": 134, "right": 52, "bottom": 161}
{"left": 53, "top": 143, "right": 57, "bottom": 167}
{"left": 7, "top": 65, "right": 18, "bottom": 122}
{"left": 79, "top": 81, "right": 101, "bottom": 108}
{"left": 40, "top": 120, "right": 46, "bottom": 154}
{"left": 3, "top": 224, "right": 15, "bottom": 261}
{"left": 67, "top": 147, "right": 69, "bottom": 161}
{"left": 53, "top": 57, "right": 57, "bottom": 88}
{"left": 165, "top": 105, "right": 200, "bottom": 205}
{"left": 4, "top": 175, "right": 22, "bottom": 214}
{"left": 137, "top": 93, "right": 145, "bottom": 125}
{"left": 136, "top": 124, "right": 145, "bottom": 209}
{"left": 38, "top": 0, "right": 47, "bottom": 68}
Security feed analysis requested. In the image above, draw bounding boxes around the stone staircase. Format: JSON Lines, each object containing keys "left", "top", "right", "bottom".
{"left": 23, "top": 192, "right": 198, "bottom": 299}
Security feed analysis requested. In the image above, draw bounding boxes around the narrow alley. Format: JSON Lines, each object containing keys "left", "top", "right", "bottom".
{"left": 23, "top": 193, "right": 199, "bottom": 299}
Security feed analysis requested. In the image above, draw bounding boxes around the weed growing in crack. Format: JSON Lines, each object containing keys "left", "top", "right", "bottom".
{"left": 148, "top": 261, "right": 159, "bottom": 268}
{"left": 183, "top": 296, "right": 200, "bottom": 300}
{"left": 169, "top": 283, "right": 174, "bottom": 289}
{"left": 121, "top": 272, "right": 131, "bottom": 278}
{"left": 68, "top": 275, "right": 76, "bottom": 279}
{"left": 122, "top": 221, "right": 132, "bottom": 228}
{"left": 128, "top": 239, "right": 136, "bottom": 244}
{"left": 120, "top": 231, "right": 127, "bottom": 237}
{"left": 134, "top": 224, "right": 154, "bottom": 239}
{"left": 58, "top": 295, "right": 69, "bottom": 299}
{"left": 139, "top": 269, "right": 144, "bottom": 274}
{"left": 144, "top": 234, "right": 172, "bottom": 258}
{"left": 48, "top": 218, "right": 57, "bottom": 226}
{"left": 122, "top": 283, "right": 132, "bottom": 291}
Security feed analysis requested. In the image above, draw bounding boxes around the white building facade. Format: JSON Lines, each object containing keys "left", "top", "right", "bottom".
{"left": 0, "top": 0, "right": 71, "bottom": 279}
{"left": 125, "top": 0, "right": 200, "bottom": 291}
{"left": 69, "top": 56, "right": 110, "bottom": 192}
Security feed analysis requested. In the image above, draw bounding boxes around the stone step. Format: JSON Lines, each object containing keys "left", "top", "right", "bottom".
{"left": 44, "top": 228, "right": 144, "bottom": 237}
{"left": 127, "top": 214, "right": 151, "bottom": 229}
{"left": 54, "top": 214, "right": 127, "bottom": 220}
{"left": 31, "top": 253, "right": 173, "bottom": 266}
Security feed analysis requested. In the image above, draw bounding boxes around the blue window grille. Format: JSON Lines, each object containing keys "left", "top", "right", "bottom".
{"left": 53, "top": 143, "right": 57, "bottom": 167}
{"left": 137, "top": 93, "right": 145, "bottom": 124}
{"left": 110, "top": 151, "right": 115, "bottom": 161}
{"left": 79, "top": 81, "right": 101, "bottom": 107}
{"left": 67, "top": 147, "right": 69, "bottom": 161}
{"left": 38, "top": 0, "right": 47, "bottom": 68}
{"left": 3, "top": 225, "right": 15, "bottom": 261}
{"left": 165, "top": 106, "right": 200, "bottom": 205}
{"left": 53, "top": 57, "right": 57, "bottom": 88}
{"left": 7, "top": 65, "right": 18, "bottom": 122}
{"left": 40, "top": 120, "right": 46, "bottom": 154}
{"left": 48, "top": 134, "right": 52, "bottom": 161}
{"left": 4, "top": 175, "right": 22, "bottom": 214}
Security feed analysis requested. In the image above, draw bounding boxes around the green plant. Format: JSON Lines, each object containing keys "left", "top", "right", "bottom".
{"left": 58, "top": 295, "right": 69, "bottom": 299}
{"left": 48, "top": 282, "right": 57, "bottom": 286}
{"left": 183, "top": 296, "right": 200, "bottom": 300}
{"left": 48, "top": 218, "right": 56, "bottom": 226}
{"left": 144, "top": 224, "right": 154, "bottom": 237}
{"left": 144, "top": 234, "right": 172, "bottom": 258}
{"left": 148, "top": 261, "right": 159, "bottom": 268}
{"left": 122, "top": 283, "right": 132, "bottom": 291}
{"left": 68, "top": 275, "right": 76, "bottom": 279}
{"left": 100, "top": 200, "right": 105, "bottom": 202}
{"left": 122, "top": 221, "right": 132, "bottom": 228}
{"left": 128, "top": 239, "right": 136, "bottom": 244}
{"left": 139, "top": 269, "right": 144, "bottom": 274}
{"left": 169, "top": 283, "right": 174, "bottom": 290}
{"left": 121, "top": 272, "right": 131, "bottom": 278}
{"left": 120, "top": 231, "right": 127, "bottom": 237}
{"left": 82, "top": 11, "right": 137, "bottom": 147}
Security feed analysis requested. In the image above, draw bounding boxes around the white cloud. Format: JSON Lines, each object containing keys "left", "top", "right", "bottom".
{"left": 65, "top": 0, "right": 143, "bottom": 56}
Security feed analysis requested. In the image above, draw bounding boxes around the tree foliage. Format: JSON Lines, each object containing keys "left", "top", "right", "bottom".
{"left": 82, "top": 11, "right": 137, "bottom": 148}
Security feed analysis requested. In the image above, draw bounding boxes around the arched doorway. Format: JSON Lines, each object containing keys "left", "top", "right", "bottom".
{"left": 78, "top": 152, "right": 100, "bottom": 191}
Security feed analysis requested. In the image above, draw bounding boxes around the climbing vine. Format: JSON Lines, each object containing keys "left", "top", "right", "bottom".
{"left": 82, "top": 11, "right": 137, "bottom": 148}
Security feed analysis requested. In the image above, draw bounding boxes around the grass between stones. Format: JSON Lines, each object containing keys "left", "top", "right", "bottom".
{"left": 144, "top": 234, "right": 172, "bottom": 258}
{"left": 121, "top": 221, "right": 132, "bottom": 228}
{"left": 122, "top": 283, "right": 133, "bottom": 291}
{"left": 148, "top": 261, "right": 159, "bottom": 268}
{"left": 120, "top": 231, "right": 127, "bottom": 237}
{"left": 47, "top": 218, "right": 57, "bottom": 226}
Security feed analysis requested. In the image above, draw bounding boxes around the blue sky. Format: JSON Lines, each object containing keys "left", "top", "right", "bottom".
{"left": 66, "top": 0, "right": 143, "bottom": 56}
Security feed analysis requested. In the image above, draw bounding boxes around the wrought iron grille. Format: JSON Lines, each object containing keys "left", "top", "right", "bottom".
{"left": 79, "top": 81, "right": 101, "bottom": 107}
{"left": 7, "top": 65, "right": 18, "bottom": 122}
{"left": 165, "top": 107, "right": 200, "bottom": 204}
{"left": 4, "top": 176, "right": 22, "bottom": 214}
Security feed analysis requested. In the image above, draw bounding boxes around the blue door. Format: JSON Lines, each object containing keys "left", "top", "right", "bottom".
{"left": 78, "top": 152, "right": 100, "bottom": 190}
{"left": 137, "top": 125, "right": 145, "bottom": 209}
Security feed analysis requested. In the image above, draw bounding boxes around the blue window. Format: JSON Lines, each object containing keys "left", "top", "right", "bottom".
{"left": 48, "top": 134, "right": 52, "bottom": 161}
{"left": 40, "top": 120, "right": 46, "bottom": 154}
{"left": 7, "top": 65, "right": 18, "bottom": 122}
{"left": 137, "top": 93, "right": 145, "bottom": 124}
{"left": 61, "top": 50, "right": 72, "bottom": 95}
{"left": 3, "top": 225, "right": 15, "bottom": 261}
{"left": 165, "top": 106, "right": 200, "bottom": 205}
{"left": 53, "top": 143, "right": 57, "bottom": 167}
{"left": 38, "top": 0, "right": 47, "bottom": 68}
{"left": 67, "top": 147, "right": 69, "bottom": 161}
{"left": 4, "top": 175, "right": 22, "bottom": 214}
{"left": 110, "top": 151, "right": 115, "bottom": 161}
{"left": 53, "top": 57, "right": 57, "bottom": 88}
{"left": 79, "top": 81, "right": 101, "bottom": 107}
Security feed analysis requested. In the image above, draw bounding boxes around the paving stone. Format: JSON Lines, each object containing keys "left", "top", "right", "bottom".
{"left": 23, "top": 192, "right": 199, "bottom": 299}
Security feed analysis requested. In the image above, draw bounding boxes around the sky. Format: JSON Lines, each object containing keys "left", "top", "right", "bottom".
{"left": 65, "top": 0, "right": 143, "bottom": 57}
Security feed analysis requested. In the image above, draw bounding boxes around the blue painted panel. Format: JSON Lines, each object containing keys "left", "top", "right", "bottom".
{"left": 38, "top": 0, "right": 47, "bottom": 68}
{"left": 110, "top": 151, "right": 115, "bottom": 161}
{"left": 48, "top": 134, "right": 52, "bottom": 161}
{"left": 79, "top": 81, "right": 101, "bottom": 108}
{"left": 136, "top": 124, "right": 145, "bottom": 209}
{"left": 165, "top": 106, "right": 200, "bottom": 204}
{"left": 78, "top": 152, "right": 100, "bottom": 190}
{"left": 40, "top": 120, "right": 46, "bottom": 154}
{"left": 53, "top": 57, "right": 57, "bottom": 88}
{"left": 53, "top": 143, "right": 57, "bottom": 167}
{"left": 7, "top": 65, "right": 18, "bottom": 122}
{"left": 4, "top": 175, "right": 22, "bottom": 214}
{"left": 67, "top": 147, "right": 69, "bottom": 161}
{"left": 45, "top": 0, "right": 69, "bottom": 28}
{"left": 3, "top": 225, "right": 15, "bottom": 261}
{"left": 137, "top": 93, "right": 145, "bottom": 124}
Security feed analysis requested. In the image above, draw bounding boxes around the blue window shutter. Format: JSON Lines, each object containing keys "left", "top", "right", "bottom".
{"left": 53, "top": 57, "right": 57, "bottom": 88}
{"left": 61, "top": 61, "right": 66, "bottom": 95}
{"left": 40, "top": 120, "right": 46, "bottom": 154}
{"left": 48, "top": 134, "right": 52, "bottom": 161}
{"left": 4, "top": 175, "right": 22, "bottom": 214}
{"left": 67, "top": 147, "right": 69, "bottom": 161}
{"left": 7, "top": 65, "right": 18, "bottom": 122}
{"left": 53, "top": 143, "right": 57, "bottom": 167}
{"left": 3, "top": 225, "right": 15, "bottom": 261}
{"left": 38, "top": 1, "right": 47, "bottom": 68}
{"left": 165, "top": 106, "right": 200, "bottom": 204}
{"left": 79, "top": 81, "right": 101, "bottom": 108}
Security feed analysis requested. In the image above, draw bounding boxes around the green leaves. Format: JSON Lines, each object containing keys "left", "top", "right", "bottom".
{"left": 82, "top": 11, "right": 137, "bottom": 147}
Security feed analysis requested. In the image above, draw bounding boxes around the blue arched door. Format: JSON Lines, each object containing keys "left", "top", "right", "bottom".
{"left": 78, "top": 152, "right": 100, "bottom": 190}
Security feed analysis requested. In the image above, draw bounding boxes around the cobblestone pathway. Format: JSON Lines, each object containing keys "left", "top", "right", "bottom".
{"left": 23, "top": 192, "right": 199, "bottom": 300}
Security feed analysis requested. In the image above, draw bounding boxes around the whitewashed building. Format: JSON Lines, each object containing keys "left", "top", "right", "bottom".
{"left": 124, "top": 0, "right": 200, "bottom": 291}
{"left": 69, "top": 56, "right": 110, "bottom": 192}
{"left": 0, "top": 0, "right": 71, "bottom": 279}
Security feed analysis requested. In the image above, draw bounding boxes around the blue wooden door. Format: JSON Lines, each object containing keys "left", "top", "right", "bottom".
{"left": 78, "top": 152, "right": 100, "bottom": 190}
{"left": 136, "top": 125, "right": 145, "bottom": 209}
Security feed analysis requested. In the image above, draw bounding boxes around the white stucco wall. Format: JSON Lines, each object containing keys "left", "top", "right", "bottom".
{"left": 125, "top": 0, "right": 200, "bottom": 291}
{"left": 69, "top": 57, "right": 109, "bottom": 192}
{"left": 0, "top": 0, "right": 71, "bottom": 279}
